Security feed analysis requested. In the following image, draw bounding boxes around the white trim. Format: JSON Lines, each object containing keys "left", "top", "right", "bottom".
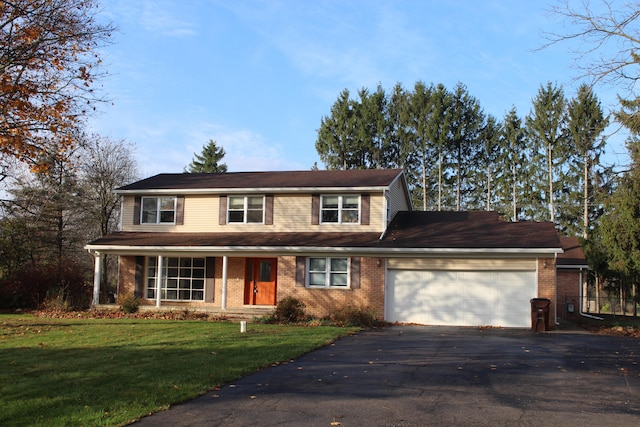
{"left": 115, "top": 186, "right": 392, "bottom": 195}
{"left": 141, "top": 196, "right": 177, "bottom": 225}
{"left": 85, "top": 244, "right": 563, "bottom": 257}
{"left": 227, "top": 195, "right": 265, "bottom": 224}
{"left": 306, "top": 256, "right": 351, "bottom": 288}
{"left": 319, "top": 194, "right": 361, "bottom": 225}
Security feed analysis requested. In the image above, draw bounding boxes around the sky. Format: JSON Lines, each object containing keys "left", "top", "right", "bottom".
{"left": 89, "top": 0, "right": 632, "bottom": 178}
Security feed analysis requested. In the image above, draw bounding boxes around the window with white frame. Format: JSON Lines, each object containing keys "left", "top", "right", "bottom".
{"left": 228, "top": 195, "right": 264, "bottom": 223}
{"left": 307, "top": 257, "right": 349, "bottom": 288}
{"left": 141, "top": 196, "right": 176, "bottom": 224}
{"left": 145, "top": 257, "right": 206, "bottom": 301}
{"left": 321, "top": 195, "right": 359, "bottom": 224}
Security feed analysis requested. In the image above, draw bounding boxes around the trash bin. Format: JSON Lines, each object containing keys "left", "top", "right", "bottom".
{"left": 530, "top": 298, "right": 551, "bottom": 332}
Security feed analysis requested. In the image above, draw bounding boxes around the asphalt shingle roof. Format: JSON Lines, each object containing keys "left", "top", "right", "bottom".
{"left": 117, "top": 169, "right": 404, "bottom": 191}
{"left": 88, "top": 211, "right": 562, "bottom": 252}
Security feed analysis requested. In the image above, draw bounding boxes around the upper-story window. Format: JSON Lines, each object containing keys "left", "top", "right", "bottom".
{"left": 141, "top": 196, "right": 176, "bottom": 224}
{"left": 321, "top": 195, "right": 360, "bottom": 224}
{"left": 228, "top": 196, "right": 264, "bottom": 223}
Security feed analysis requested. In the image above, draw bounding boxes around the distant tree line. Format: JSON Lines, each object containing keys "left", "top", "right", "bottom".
{"left": 316, "top": 81, "right": 611, "bottom": 238}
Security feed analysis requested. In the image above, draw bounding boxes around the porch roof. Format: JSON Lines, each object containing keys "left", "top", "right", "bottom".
{"left": 87, "top": 211, "right": 562, "bottom": 256}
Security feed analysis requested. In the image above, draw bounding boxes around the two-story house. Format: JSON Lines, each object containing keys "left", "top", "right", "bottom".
{"left": 86, "top": 169, "right": 566, "bottom": 328}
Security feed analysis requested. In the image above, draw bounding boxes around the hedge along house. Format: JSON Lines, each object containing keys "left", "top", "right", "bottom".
{"left": 85, "top": 169, "right": 565, "bottom": 328}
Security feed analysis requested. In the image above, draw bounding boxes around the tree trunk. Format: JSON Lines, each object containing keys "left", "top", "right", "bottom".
{"left": 583, "top": 155, "right": 589, "bottom": 239}
{"left": 512, "top": 161, "right": 517, "bottom": 221}
{"left": 486, "top": 167, "right": 491, "bottom": 211}
{"left": 456, "top": 145, "right": 461, "bottom": 211}
{"left": 422, "top": 153, "right": 427, "bottom": 211}
{"left": 595, "top": 275, "right": 601, "bottom": 313}
{"left": 437, "top": 150, "right": 442, "bottom": 211}
{"left": 548, "top": 143, "right": 555, "bottom": 223}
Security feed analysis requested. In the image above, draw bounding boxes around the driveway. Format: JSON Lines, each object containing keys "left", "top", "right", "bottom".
{"left": 134, "top": 325, "right": 640, "bottom": 426}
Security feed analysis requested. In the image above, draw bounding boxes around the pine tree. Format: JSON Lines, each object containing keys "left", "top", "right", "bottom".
{"left": 526, "top": 82, "right": 568, "bottom": 223}
{"left": 566, "top": 84, "right": 609, "bottom": 238}
{"left": 186, "top": 140, "right": 228, "bottom": 173}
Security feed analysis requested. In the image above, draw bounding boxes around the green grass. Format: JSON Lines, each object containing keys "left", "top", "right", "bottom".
{"left": 0, "top": 314, "right": 356, "bottom": 427}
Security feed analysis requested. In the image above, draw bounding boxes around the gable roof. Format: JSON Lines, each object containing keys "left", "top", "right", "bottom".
{"left": 557, "top": 236, "right": 588, "bottom": 268}
{"left": 116, "top": 169, "right": 405, "bottom": 194}
{"left": 380, "top": 211, "right": 562, "bottom": 250}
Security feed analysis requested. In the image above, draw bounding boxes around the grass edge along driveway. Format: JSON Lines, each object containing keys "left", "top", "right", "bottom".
{"left": 0, "top": 314, "right": 356, "bottom": 427}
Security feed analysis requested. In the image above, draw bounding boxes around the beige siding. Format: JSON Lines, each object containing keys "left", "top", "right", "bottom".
{"left": 122, "top": 192, "right": 386, "bottom": 233}
{"left": 387, "top": 258, "right": 537, "bottom": 271}
{"left": 387, "top": 176, "right": 411, "bottom": 222}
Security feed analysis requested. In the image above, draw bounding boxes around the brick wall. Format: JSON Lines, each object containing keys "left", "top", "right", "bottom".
{"left": 118, "top": 256, "right": 136, "bottom": 299}
{"left": 537, "top": 257, "right": 557, "bottom": 328}
{"left": 276, "top": 256, "right": 386, "bottom": 319}
{"left": 557, "top": 269, "right": 582, "bottom": 320}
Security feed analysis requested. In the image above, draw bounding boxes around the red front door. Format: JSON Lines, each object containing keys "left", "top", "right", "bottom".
{"left": 244, "top": 258, "right": 277, "bottom": 305}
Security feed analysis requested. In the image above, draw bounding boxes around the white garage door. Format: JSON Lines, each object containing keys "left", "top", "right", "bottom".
{"left": 386, "top": 270, "right": 537, "bottom": 327}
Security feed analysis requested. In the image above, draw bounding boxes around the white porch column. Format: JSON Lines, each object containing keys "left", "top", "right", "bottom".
{"left": 92, "top": 251, "right": 102, "bottom": 306}
{"left": 221, "top": 256, "right": 228, "bottom": 311}
{"left": 156, "top": 255, "right": 164, "bottom": 308}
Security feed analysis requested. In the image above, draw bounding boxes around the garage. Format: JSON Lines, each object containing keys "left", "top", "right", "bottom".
{"left": 386, "top": 259, "right": 537, "bottom": 327}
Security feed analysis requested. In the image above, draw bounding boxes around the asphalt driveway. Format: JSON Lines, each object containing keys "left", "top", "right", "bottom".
{"left": 134, "top": 325, "right": 640, "bottom": 426}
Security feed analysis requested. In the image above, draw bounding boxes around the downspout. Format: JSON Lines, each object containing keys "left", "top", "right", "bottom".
{"left": 554, "top": 252, "right": 559, "bottom": 326}
{"left": 579, "top": 267, "right": 603, "bottom": 321}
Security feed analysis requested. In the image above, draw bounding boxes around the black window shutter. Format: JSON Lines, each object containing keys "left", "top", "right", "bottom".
{"left": 360, "top": 194, "right": 370, "bottom": 225}
{"left": 350, "top": 257, "right": 361, "bottom": 289}
{"left": 295, "top": 256, "right": 306, "bottom": 287}
{"left": 205, "top": 257, "right": 215, "bottom": 302}
{"left": 219, "top": 195, "right": 227, "bottom": 225}
{"left": 133, "top": 197, "right": 141, "bottom": 225}
{"left": 265, "top": 195, "right": 274, "bottom": 225}
{"left": 176, "top": 196, "right": 185, "bottom": 225}
{"left": 134, "top": 256, "right": 145, "bottom": 298}
{"left": 311, "top": 195, "right": 320, "bottom": 225}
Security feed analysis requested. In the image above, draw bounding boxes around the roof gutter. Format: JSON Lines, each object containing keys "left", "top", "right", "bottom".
{"left": 84, "top": 243, "right": 563, "bottom": 257}
{"left": 114, "top": 185, "right": 392, "bottom": 195}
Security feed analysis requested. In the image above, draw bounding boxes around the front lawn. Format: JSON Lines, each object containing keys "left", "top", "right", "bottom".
{"left": 0, "top": 314, "right": 355, "bottom": 426}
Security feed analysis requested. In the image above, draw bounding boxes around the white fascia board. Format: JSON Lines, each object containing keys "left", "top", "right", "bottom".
{"left": 85, "top": 244, "right": 563, "bottom": 257}
{"left": 114, "top": 186, "right": 390, "bottom": 195}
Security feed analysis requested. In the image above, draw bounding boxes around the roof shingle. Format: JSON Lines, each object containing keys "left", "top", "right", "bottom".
{"left": 117, "top": 169, "right": 404, "bottom": 192}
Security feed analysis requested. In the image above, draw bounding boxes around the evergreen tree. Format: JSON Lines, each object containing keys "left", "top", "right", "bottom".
{"left": 526, "top": 82, "right": 568, "bottom": 223}
{"left": 497, "top": 108, "right": 528, "bottom": 220}
{"left": 566, "top": 84, "right": 609, "bottom": 238}
{"left": 316, "top": 90, "right": 357, "bottom": 170}
{"left": 474, "top": 114, "right": 502, "bottom": 211}
{"left": 599, "top": 139, "right": 640, "bottom": 313}
{"left": 445, "top": 83, "right": 484, "bottom": 211}
{"left": 186, "top": 140, "right": 228, "bottom": 173}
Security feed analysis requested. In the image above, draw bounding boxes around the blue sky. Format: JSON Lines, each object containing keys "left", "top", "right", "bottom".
{"left": 90, "top": 0, "right": 630, "bottom": 177}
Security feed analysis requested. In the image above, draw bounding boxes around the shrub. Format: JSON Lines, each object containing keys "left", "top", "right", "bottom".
{"left": 271, "top": 296, "right": 308, "bottom": 324}
{"left": 330, "top": 305, "right": 382, "bottom": 327}
{"left": 120, "top": 293, "right": 140, "bottom": 314}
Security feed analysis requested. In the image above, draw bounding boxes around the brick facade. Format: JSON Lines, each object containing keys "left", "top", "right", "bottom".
{"left": 116, "top": 255, "right": 559, "bottom": 326}
{"left": 277, "top": 256, "right": 385, "bottom": 319}
{"left": 556, "top": 269, "right": 583, "bottom": 321}
{"left": 537, "top": 257, "right": 557, "bottom": 328}
{"left": 118, "top": 256, "right": 136, "bottom": 301}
